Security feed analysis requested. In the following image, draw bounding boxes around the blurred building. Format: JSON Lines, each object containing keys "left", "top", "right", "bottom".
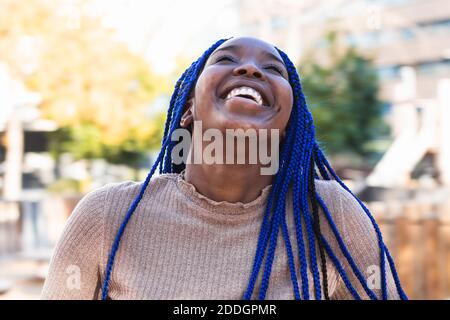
{"left": 238, "top": 0, "right": 450, "bottom": 188}
{"left": 237, "top": 0, "right": 450, "bottom": 99}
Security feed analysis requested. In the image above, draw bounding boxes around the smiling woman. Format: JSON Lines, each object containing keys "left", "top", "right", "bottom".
{"left": 40, "top": 37, "right": 407, "bottom": 300}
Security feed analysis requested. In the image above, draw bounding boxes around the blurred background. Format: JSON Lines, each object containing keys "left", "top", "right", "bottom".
{"left": 0, "top": 0, "right": 449, "bottom": 300}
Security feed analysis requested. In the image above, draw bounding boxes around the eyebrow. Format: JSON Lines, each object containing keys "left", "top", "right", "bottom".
{"left": 212, "top": 44, "right": 285, "bottom": 66}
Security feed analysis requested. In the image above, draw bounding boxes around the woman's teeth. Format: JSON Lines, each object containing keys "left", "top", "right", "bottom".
{"left": 225, "top": 86, "right": 263, "bottom": 106}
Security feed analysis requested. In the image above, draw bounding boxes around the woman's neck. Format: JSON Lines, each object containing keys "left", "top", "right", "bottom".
{"left": 184, "top": 164, "right": 273, "bottom": 204}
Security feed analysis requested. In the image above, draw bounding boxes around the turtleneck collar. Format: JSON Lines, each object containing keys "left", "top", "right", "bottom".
{"left": 174, "top": 170, "right": 273, "bottom": 215}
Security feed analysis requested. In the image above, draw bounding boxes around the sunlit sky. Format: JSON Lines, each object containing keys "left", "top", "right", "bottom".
{"left": 90, "top": 0, "right": 240, "bottom": 74}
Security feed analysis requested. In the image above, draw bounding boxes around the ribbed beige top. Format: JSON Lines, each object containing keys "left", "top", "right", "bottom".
{"left": 40, "top": 173, "right": 400, "bottom": 300}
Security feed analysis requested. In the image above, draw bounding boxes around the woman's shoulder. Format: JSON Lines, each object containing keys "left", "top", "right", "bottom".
{"left": 314, "top": 179, "right": 378, "bottom": 243}
{"left": 94, "top": 173, "right": 180, "bottom": 199}
{"left": 72, "top": 173, "right": 180, "bottom": 220}
{"left": 314, "top": 179, "right": 347, "bottom": 214}
{"left": 314, "top": 179, "right": 365, "bottom": 213}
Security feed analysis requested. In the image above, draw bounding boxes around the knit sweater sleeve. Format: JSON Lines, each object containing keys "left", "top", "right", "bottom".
{"left": 329, "top": 182, "right": 401, "bottom": 300}
{"left": 40, "top": 184, "right": 110, "bottom": 300}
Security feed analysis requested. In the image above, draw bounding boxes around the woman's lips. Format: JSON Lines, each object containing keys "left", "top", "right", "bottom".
{"left": 222, "top": 96, "right": 273, "bottom": 116}
{"left": 219, "top": 81, "right": 272, "bottom": 107}
{"left": 225, "top": 86, "right": 264, "bottom": 106}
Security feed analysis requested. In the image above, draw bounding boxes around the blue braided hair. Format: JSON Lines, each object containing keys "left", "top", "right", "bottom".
{"left": 100, "top": 38, "right": 408, "bottom": 300}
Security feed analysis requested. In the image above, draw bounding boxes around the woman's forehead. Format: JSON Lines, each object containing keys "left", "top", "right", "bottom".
{"left": 212, "top": 37, "right": 284, "bottom": 63}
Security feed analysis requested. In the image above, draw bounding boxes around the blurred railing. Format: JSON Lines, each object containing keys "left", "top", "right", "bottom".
{"left": 368, "top": 198, "right": 450, "bottom": 300}
{"left": 0, "top": 196, "right": 77, "bottom": 258}
{"left": 0, "top": 201, "right": 21, "bottom": 256}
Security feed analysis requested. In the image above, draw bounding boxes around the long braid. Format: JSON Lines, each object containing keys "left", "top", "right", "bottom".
{"left": 319, "top": 234, "right": 361, "bottom": 299}
{"left": 292, "top": 171, "right": 310, "bottom": 299}
{"left": 315, "top": 146, "right": 388, "bottom": 299}
{"left": 160, "top": 67, "right": 189, "bottom": 173}
{"left": 316, "top": 192, "right": 378, "bottom": 299}
{"left": 384, "top": 244, "right": 408, "bottom": 300}
{"left": 101, "top": 147, "right": 166, "bottom": 299}
{"left": 100, "top": 39, "right": 227, "bottom": 300}
{"left": 313, "top": 141, "right": 408, "bottom": 300}
{"left": 280, "top": 202, "right": 301, "bottom": 299}
{"left": 257, "top": 117, "right": 298, "bottom": 299}
{"left": 308, "top": 156, "right": 329, "bottom": 300}
{"left": 279, "top": 49, "right": 323, "bottom": 299}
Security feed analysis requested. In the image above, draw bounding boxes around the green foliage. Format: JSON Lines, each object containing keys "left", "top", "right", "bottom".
{"left": 46, "top": 178, "right": 83, "bottom": 194}
{"left": 300, "top": 31, "right": 389, "bottom": 162}
{"left": 47, "top": 112, "right": 165, "bottom": 168}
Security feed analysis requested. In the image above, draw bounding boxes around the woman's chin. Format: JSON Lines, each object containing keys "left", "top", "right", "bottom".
{"left": 216, "top": 116, "right": 268, "bottom": 132}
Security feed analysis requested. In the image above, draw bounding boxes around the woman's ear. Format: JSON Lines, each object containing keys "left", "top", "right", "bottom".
{"left": 180, "top": 98, "right": 194, "bottom": 128}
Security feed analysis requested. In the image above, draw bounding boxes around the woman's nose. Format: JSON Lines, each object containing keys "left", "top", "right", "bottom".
{"left": 233, "top": 62, "right": 265, "bottom": 80}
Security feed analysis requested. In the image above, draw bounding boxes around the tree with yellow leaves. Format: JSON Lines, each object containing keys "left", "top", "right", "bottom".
{"left": 0, "top": 0, "right": 167, "bottom": 171}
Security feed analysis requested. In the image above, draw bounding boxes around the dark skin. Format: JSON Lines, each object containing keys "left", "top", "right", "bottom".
{"left": 180, "top": 37, "right": 294, "bottom": 203}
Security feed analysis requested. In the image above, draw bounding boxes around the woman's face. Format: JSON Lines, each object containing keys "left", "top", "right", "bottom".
{"left": 181, "top": 37, "right": 293, "bottom": 134}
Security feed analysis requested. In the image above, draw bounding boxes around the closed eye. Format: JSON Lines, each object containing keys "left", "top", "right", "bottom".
{"left": 215, "top": 55, "right": 236, "bottom": 63}
{"left": 265, "top": 64, "right": 284, "bottom": 75}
